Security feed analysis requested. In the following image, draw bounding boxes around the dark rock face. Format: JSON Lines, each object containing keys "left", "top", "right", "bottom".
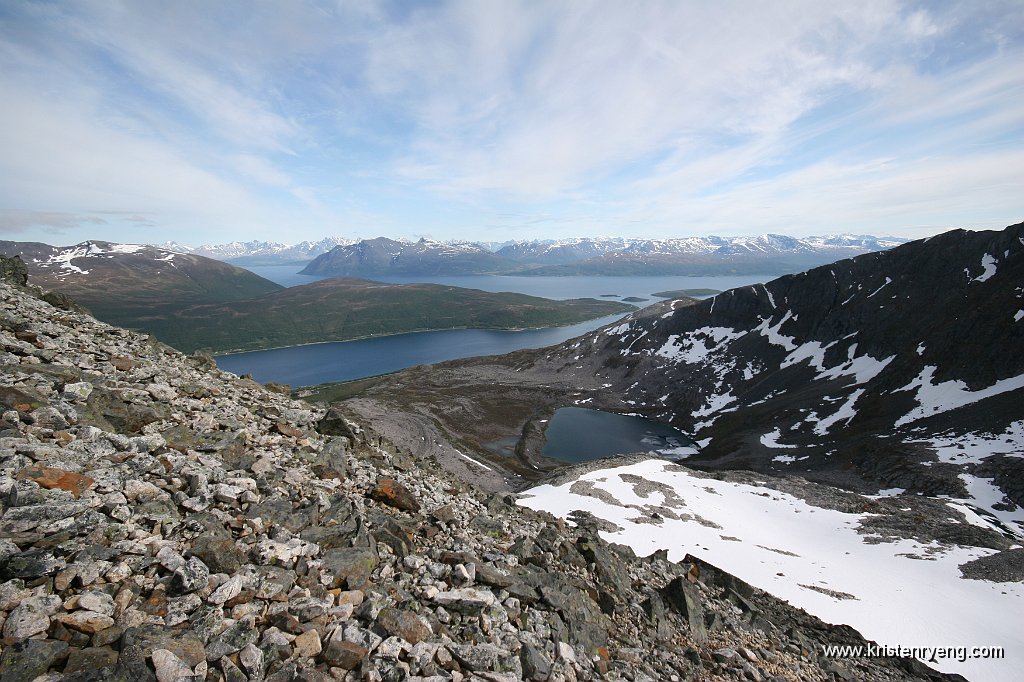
{"left": 0, "top": 255, "right": 28, "bottom": 287}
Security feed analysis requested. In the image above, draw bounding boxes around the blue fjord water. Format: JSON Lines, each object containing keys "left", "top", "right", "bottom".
{"left": 217, "top": 266, "right": 772, "bottom": 387}
{"left": 243, "top": 265, "right": 768, "bottom": 302}
{"left": 214, "top": 314, "right": 625, "bottom": 386}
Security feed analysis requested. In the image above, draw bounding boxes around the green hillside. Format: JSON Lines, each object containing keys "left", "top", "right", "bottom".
{"left": 126, "top": 278, "right": 633, "bottom": 353}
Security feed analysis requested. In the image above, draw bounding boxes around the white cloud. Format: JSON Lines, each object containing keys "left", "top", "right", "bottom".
{"left": 0, "top": 0, "right": 1021, "bottom": 243}
{"left": 230, "top": 155, "right": 293, "bottom": 188}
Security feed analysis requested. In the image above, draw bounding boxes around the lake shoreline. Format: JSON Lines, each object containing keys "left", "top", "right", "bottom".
{"left": 213, "top": 312, "right": 629, "bottom": 358}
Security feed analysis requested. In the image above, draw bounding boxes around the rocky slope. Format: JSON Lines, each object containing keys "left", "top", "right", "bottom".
{"left": 0, "top": 263, "right": 962, "bottom": 681}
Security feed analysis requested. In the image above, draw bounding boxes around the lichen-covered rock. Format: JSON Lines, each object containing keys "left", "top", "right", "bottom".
{"left": 0, "top": 638, "right": 68, "bottom": 682}
{"left": 2, "top": 594, "right": 61, "bottom": 640}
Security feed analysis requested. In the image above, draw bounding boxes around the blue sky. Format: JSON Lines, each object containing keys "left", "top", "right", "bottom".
{"left": 0, "top": 0, "right": 1021, "bottom": 246}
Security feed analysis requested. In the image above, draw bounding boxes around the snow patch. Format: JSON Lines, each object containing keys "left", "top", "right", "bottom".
{"left": 760, "top": 428, "right": 798, "bottom": 449}
{"left": 866, "top": 277, "right": 892, "bottom": 298}
{"left": 455, "top": 451, "right": 493, "bottom": 472}
{"left": 912, "top": 421, "right": 1024, "bottom": 465}
{"left": 813, "top": 389, "right": 865, "bottom": 435}
{"left": 519, "top": 459, "right": 1024, "bottom": 682}
{"left": 946, "top": 474, "right": 1024, "bottom": 538}
{"left": 107, "top": 243, "right": 148, "bottom": 254}
{"left": 874, "top": 488, "right": 905, "bottom": 497}
{"left": 755, "top": 311, "right": 797, "bottom": 351}
{"left": 895, "top": 366, "right": 1024, "bottom": 426}
{"left": 970, "top": 253, "right": 998, "bottom": 283}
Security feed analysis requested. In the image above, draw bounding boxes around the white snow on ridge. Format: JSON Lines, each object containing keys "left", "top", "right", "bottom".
{"left": 895, "top": 366, "right": 1024, "bottom": 426}
{"left": 519, "top": 459, "right": 1024, "bottom": 682}
{"left": 970, "top": 254, "right": 998, "bottom": 283}
{"left": 107, "top": 243, "right": 147, "bottom": 254}
{"left": 37, "top": 242, "right": 156, "bottom": 278}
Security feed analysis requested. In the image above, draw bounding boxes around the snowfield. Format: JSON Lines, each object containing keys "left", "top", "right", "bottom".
{"left": 520, "top": 459, "right": 1024, "bottom": 682}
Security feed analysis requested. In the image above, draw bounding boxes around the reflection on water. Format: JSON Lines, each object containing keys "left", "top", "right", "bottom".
{"left": 542, "top": 407, "right": 698, "bottom": 463}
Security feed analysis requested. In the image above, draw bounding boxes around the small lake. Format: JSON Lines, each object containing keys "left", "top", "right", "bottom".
{"left": 214, "top": 314, "right": 625, "bottom": 386}
{"left": 542, "top": 407, "right": 698, "bottom": 463}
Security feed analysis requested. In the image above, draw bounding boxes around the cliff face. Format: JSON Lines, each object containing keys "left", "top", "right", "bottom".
{"left": 0, "top": 274, "right": 960, "bottom": 679}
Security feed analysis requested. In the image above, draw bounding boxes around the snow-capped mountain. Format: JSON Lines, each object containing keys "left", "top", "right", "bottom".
{"left": 512, "top": 225, "right": 1024, "bottom": 682}
{"left": 497, "top": 237, "right": 634, "bottom": 264}
{"left": 158, "top": 237, "right": 354, "bottom": 265}
{"left": 502, "top": 234, "right": 909, "bottom": 275}
{"left": 300, "top": 237, "right": 508, "bottom": 277}
{"left": 0, "top": 239, "right": 280, "bottom": 326}
{"left": 298, "top": 233, "right": 907, "bottom": 276}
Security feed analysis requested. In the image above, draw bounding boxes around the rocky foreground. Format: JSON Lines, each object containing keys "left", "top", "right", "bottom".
{"left": 0, "top": 271, "right": 961, "bottom": 681}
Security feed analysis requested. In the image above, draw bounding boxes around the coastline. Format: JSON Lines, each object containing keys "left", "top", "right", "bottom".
{"left": 211, "top": 311, "right": 630, "bottom": 357}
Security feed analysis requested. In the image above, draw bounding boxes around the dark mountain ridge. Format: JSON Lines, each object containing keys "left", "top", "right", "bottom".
{"left": 301, "top": 234, "right": 908, "bottom": 277}
{"left": 340, "top": 223, "right": 1023, "bottom": 531}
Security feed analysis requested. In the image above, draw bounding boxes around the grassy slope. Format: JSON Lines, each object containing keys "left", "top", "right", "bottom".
{"left": 128, "top": 278, "right": 633, "bottom": 353}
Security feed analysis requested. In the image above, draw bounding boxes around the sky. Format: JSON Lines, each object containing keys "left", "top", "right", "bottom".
{"left": 0, "top": 0, "right": 1022, "bottom": 247}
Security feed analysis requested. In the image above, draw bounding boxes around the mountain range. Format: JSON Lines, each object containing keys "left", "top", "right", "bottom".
{"left": 302, "top": 234, "right": 907, "bottom": 277}
{"left": 155, "top": 233, "right": 907, "bottom": 275}
{"left": 159, "top": 237, "right": 352, "bottom": 265}
{"left": 0, "top": 240, "right": 282, "bottom": 326}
